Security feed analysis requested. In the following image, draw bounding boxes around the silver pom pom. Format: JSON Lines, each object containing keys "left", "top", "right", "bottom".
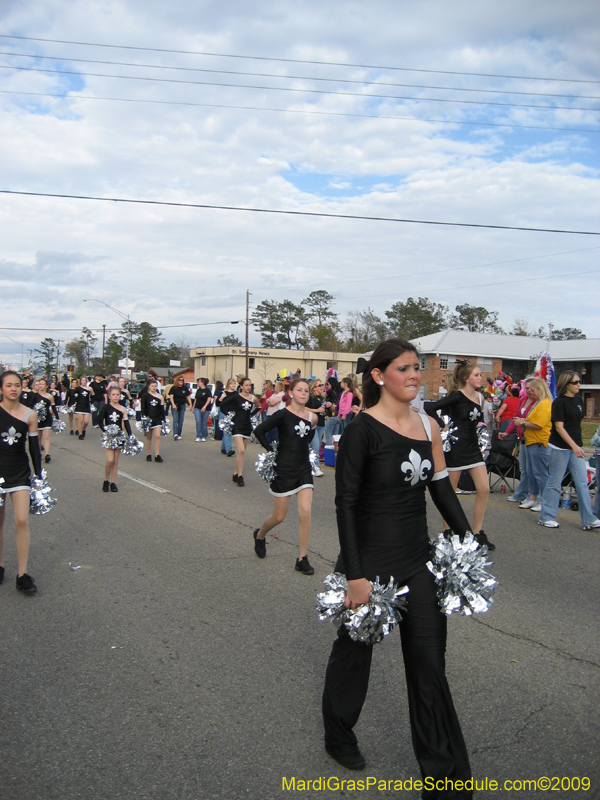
{"left": 441, "top": 421, "right": 459, "bottom": 453}
{"left": 161, "top": 420, "right": 171, "bottom": 436}
{"left": 309, "top": 450, "right": 320, "bottom": 476}
{"left": 29, "top": 470, "right": 57, "bottom": 515}
{"left": 255, "top": 443, "right": 278, "bottom": 482}
{"left": 477, "top": 424, "right": 490, "bottom": 454}
{"left": 121, "top": 434, "right": 144, "bottom": 456}
{"left": 0, "top": 477, "right": 5, "bottom": 508}
{"left": 51, "top": 418, "right": 66, "bottom": 434}
{"left": 127, "top": 407, "right": 136, "bottom": 419}
{"left": 60, "top": 404, "right": 76, "bottom": 415}
{"left": 34, "top": 400, "right": 47, "bottom": 423}
{"left": 90, "top": 403, "right": 97, "bottom": 413}
{"left": 135, "top": 416, "right": 152, "bottom": 434}
{"left": 101, "top": 424, "right": 126, "bottom": 450}
{"left": 218, "top": 411, "right": 235, "bottom": 434}
{"left": 316, "top": 572, "right": 409, "bottom": 645}
{"left": 427, "top": 531, "right": 497, "bottom": 616}
{"left": 251, "top": 414, "right": 260, "bottom": 431}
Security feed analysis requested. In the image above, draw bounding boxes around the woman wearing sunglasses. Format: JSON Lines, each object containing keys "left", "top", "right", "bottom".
{"left": 538, "top": 371, "right": 600, "bottom": 530}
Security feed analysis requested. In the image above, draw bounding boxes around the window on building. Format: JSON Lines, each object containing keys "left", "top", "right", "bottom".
{"left": 439, "top": 355, "right": 456, "bottom": 371}
{"left": 419, "top": 385, "right": 427, "bottom": 400}
{"left": 201, "top": 357, "right": 206, "bottom": 366}
{"left": 248, "top": 358, "right": 255, "bottom": 370}
{"left": 478, "top": 357, "right": 492, "bottom": 371}
{"left": 326, "top": 361, "right": 338, "bottom": 371}
{"left": 420, "top": 355, "right": 428, "bottom": 370}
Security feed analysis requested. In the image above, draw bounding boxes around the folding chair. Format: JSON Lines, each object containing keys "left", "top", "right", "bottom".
{"left": 487, "top": 430, "right": 520, "bottom": 493}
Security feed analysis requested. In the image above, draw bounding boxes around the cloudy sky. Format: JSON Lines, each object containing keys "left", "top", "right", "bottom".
{"left": 1, "top": 0, "right": 599, "bottom": 366}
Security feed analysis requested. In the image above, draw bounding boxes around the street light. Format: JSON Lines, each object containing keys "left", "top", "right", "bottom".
{"left": 83, "top": 299, "right": 133, "bottom": 380}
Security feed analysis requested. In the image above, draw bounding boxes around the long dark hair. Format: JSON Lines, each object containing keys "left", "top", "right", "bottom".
{"left": 362, "top": 338, "right": 419, "bottom": 408}
{"left": 556, "top": 370, "right": 578, "bottom": 397}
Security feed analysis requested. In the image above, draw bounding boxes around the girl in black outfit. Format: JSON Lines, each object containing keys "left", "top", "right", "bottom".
{"left": 220, "top": 377, "right": 260, "bottom": 486}
{"left": 20, "top": 378, "right": 38, "bottom": 409}
{"left": 98, "top": 385, "right": 133, "bottom": 492}
{"left": 73, "top": 375, "right": 93, "bottom": 439}
{"left": 66, "top": 378, "right": 79, "bottom": 435}
{"left": 253, "top": 378, "right": 317, "bottom": 573}
{"left": 322, "top": 340, "right": 474, "bottom": 798}
{"left": 424, "top": 361, "right": 493, "bottom": 550}
{"left": 141, "top": 379, "right": 165, "bottom": 462}
{"left": 0, "top": 370, "right": 42, "bottom": 593}
{"left": 36, "top": 377, "right": 56, "bottom": 464}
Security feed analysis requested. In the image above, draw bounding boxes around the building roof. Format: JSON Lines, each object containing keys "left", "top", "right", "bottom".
{"left": 411, "top": 330, "right": 600, "bottom": 362}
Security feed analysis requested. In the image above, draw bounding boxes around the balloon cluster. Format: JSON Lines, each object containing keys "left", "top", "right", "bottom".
{"left": 30, "top": 470, "right": 57, "bottom": 515}
{"left": 316, "top": 572, "right": 409, "bottom": 645}
{"left": 427, "top": 531, "right": 497, "bottom": 616}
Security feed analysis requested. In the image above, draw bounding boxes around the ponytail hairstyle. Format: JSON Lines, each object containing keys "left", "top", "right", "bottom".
{"left": 442, "top": 373, "right": 455, "bottom": 394}
{"left": 453, "top": 358, "right": 478, "bottom": 388}
{"left": 361, "top": 338, "right": 419, "bottom": 409}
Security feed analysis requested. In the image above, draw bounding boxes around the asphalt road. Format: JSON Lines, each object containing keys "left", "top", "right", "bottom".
{"left": 2, "top": 417, "right": 599, "bottom": 800}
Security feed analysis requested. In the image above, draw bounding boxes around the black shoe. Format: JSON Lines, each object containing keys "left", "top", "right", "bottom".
{"left": 475, "top": 530, "right": 495, "bottom": 551}
{"left": 155, "top": 455, "right": 163, "bottom": 463}
{"left": 44, "top": 454, "right": 51, "bottom": 463}
{"left": 295, "top": 556, "right": 314, "bottom": 575}
{"left": 232, "top": 473, "right": 238, "bottom": 482}
{"left": 102, "top": 480, "right": 110, "bottom": 492}
{"left": 146, "top": 454, "right": 152, "bottom": 462}
{"left": 16, "top": 573, "right": 37, "bottom": 595}
{"left": 80, "top": 430, "right": 86, "bottom": 440}
{"left": 70, "top": 429, "right": 74, "bottom": 435}
{"left": 110, "top": 483, "right": 118, "bottom": 493}
{"left": 253, "top": 528, "right": 266, "bottom": 558}
{"left": 40, "top": 443, "right": 44, "bottom": 451}
{"left": 227, "top": 450, "right": 235, "bottom": 457}
{"left": 220, "top": 449, "right": 227, "bottom": 455}
{"left": 237, "top": 475, "right": 244, "bottom": 487}
{"left": 0, "top": 565, "right": 5, "bottom": 585}
{"left": 325, "top": 743, "right": 366, "bottom": 771}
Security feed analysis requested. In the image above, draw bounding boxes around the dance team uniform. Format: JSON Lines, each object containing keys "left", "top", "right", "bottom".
{"left": 140, "top": 393, "right": 165, "bottom": 430}
{"left": 0, "top": 406, "right": 42, "bottom": 494}
{"left": 425, "top": 391, "right": 485, "bottom": 471}
{"left": 20, "top": 388, "right": 38, "bottom": 409}
{"left": 322, "top": 412, "right": 473, "bottom": 795}
{"left": 220, "top": 393, "right": 257, "bottom": 440}
{"left": 98, "top": 404, "right": 132, "bottom": 443}
{"left": 35, "top": 395, "right": 54, "bottom": 431}
{"left": 254, "top": 409, "right": 314, "bottom": 497}
{"left": 73, "top": 386, "right": 93, "bottom": 415}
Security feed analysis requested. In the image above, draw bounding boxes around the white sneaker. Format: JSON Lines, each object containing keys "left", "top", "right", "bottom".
{"left": 200, "top": 438, "right": 206, "bottom": 442}
{"left": 530, "top": 503, "right": 542, "bottom": 512}
{"left": 507, "top": 496, "right": 520, "bottom": 503}
{"left": 195, "top": 437, "right": 201, "bottom": 442}
{"left": 519, "top": 500, "right": 536, "bottom": 509}
{"left": 313, "top": 468, "right": 324, "bottom": 477}
{"left": 582, "top": 519, "right": 600, "bottom": 530}
{"left": 538, "top": 519, "right": 559, "bottom": 528}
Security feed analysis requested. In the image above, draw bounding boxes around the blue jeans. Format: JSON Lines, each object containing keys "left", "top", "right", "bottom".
{"left": 194, "top": 408, "right": 209, "bottom": 439}
{"left": 512, "top": 440, "right": 530, "bottom": 502}
{"left": 324, "top": 416, "right": 341, "bottom": 447}
{"left": 525, "top": 443, "right": 548, "bottom": 497}
{"left": 172, "top": 406, "right": 186, "bottom": 438}
{"left": 219, "top": 411, "right": 233, "bottom": 453}
{"left": 540, "top": 447, "right": 598, "bottom": 526}
{"left": 310, "top": 425, "right": 325, "bottom": 455}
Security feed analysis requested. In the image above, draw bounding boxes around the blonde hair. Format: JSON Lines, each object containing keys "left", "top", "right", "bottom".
{"left": 225, "top": 378, "right": 236, "bottom": 391}
{"left": 528, "top": 377, "right": 552, "bottom": 402}
{"left": 442, "top": 374, "right": 455, "bottom": 393}
{"left": 275, "top": 381, "right": 285, "bottom": 392}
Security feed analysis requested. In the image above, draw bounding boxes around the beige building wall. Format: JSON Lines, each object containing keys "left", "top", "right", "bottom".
{"left": 190, "top": 346, "right": 363, "bottom": 387}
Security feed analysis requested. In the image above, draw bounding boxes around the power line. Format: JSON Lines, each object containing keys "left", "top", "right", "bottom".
{"left": 1, "top": 33, "right": 597, "bottom": 85}
{"left": 0, "top": 320, "right": 243, "bottom": 332}
{"left": 3, "top": 64, "right": 598, "bottom": 112}
{"left": 2, "top": 50, "right": 598, "bottom": 100}
{"left": 2, "top": 189, "right": 599, "bottom": 236}
{"left": 4, "top": 90, "right": 597, "bottom": 134}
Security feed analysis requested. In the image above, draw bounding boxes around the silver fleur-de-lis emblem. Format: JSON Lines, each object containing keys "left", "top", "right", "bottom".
{"left": 400, "top": 449, "right": 432, "bottom": 486}
{"left": 242, "top": 400, "right": 252, "bottom": 411}
{"left": 294, "top": 420, "right": 310, "bottom": 438}
{"left": 109, "top": 411, "right": 119, "bottom": 423}
{"left": 469, "top": 407, "right": 480, "bottom": 422}
{"left": 2, "top": 426, "right": 22, "bottom": 445}
{"left": 150, "top": 399, "right": 158, "bottom": 407}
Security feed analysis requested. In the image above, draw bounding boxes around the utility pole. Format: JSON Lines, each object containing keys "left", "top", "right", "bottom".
{"left": 102, "top": 324, "right": 106, "bottom": 374}
{"left": 245, "top": 290, "right": 251, "bottom": 376}
{"left": 56, "top": 340, "right": 61, "bottom": 376}
{"left": 548, "top": 323, "right": 553, "bottom": 342}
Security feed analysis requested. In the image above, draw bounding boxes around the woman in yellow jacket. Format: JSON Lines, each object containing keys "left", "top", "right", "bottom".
{"left": 513, "top": 377, "right": 552, "bottom": 513}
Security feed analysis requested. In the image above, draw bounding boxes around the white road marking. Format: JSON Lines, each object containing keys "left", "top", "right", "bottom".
{"left": 117, "top": 471, "right": 170, "bottom": 493}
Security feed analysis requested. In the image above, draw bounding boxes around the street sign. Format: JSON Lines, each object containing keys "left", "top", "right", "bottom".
{"left": 169, "top": 360, "right": 181, "bottom": 367}
{"left": 118, "top": 358, "right": 135, "bottom": 368}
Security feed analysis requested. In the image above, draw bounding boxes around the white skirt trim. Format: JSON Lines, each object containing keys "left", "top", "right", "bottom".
{"left": 269, "top": 483, "right": 314, "bottom": 498}
{"left": 447, "top": 461, "right": 485, "bottom": 472}
{"left": 233, "top": 434, "right": 251, "bottom": 440}
{"left": 4, "top": 485, "right": 30, "bottom": 494}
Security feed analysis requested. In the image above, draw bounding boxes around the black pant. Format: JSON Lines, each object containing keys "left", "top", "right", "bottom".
{"left": 92, "top": 400, "right": 105, "bottom": 427}
{"left": 322, "top": 568, "right": 472, "bottom": 799}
